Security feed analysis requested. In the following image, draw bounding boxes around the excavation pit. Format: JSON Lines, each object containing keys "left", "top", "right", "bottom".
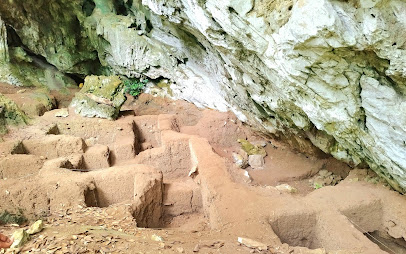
{"left": 365, "top": 231, "right": 406, "bottom": 254}
{"left": 341, "top": 199, "right": 406, "bottom": 254}
{"left": 3, "top": 93, "right": 406, "bottom": 253}
{"left": 270, "top": 212, "right": 320, "bottom": 249}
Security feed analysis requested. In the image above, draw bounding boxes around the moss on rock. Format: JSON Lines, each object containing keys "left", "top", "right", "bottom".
{"left": 70, "top": 75, "right": 126, "bottom": 120}
{"left": 238, "top": 139, "right": 267, "bottom": 157}
{"left": 0, "top": 93, "right": 27, "bottom": 134}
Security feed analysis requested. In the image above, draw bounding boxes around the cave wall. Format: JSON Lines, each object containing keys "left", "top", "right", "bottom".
{"left": 1, "top": 0, "right": 406, "bottom": 191}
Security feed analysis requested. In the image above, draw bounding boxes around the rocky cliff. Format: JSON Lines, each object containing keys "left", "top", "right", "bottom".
{"left": 0, "top": 0, "right": 406, "bottom": 191}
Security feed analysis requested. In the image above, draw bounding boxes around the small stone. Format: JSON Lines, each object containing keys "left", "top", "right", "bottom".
{"left": 72, "top": 235, "right": 78, "bottom": 240}
{"left": 237, "top": 237, "right": 267, "bottom": 251}
{"left": 27, "top": 220, "right": 44, "bottom": 235}
{"left": 176, "top": 247, "right": 185, "bottom": 253}
{"left": 151, "top": 234, "right": 164, "bottom": 242}
{"left": 275, "top": 184, "right": 297, "bottom": 193}
{"left": 232, "top": 153, "right": 248, "bottom": 169}
{"left": 10, "top": 229, "right": 30, "bottom": 248}
{"left": 193, "top": 244, "right": 200, "bottom": 252}
{"left": 188, "top": 165, "right": 198, "bottom": 177}
{"left": 243, "top": 170, "right": 252, "bottom": 183}
{"left": 248, "top": 154, "right": 264, "bottom": 169}
{"left": 54, "top": 108, "right": 69, "bottom": 118}
{"left": 16, "top": 89, "right": 26, "bottom": 94}
{"left": 324, "top": 176, "right": 333, "bottom": 185}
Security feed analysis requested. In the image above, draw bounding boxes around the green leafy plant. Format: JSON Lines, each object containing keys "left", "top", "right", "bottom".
{"left": 314, "top": 183, "right": 323, "bottom": 190}
{"left": 123, "top": 79, "right": 148, "bottom": 97}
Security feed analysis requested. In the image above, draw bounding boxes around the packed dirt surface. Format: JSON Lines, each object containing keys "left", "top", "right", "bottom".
{"left": 1, "top": 85, "right": 406, "bottom": 254}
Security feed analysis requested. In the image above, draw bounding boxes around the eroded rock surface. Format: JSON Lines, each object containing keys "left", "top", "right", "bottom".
{"left": 0, "top": 1, "right": 406, "bottom": 190}
{"left": 70, "top": 75, "right": 126, "bottom": 120}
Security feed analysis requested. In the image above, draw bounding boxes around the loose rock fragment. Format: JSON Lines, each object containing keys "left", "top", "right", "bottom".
{"left": 70, "top": 75, "right": 126, "bottom": 120}
{"left": 237, "top": 237, "right": 267, "bottom": 251}
{"left": 310, "top": 170, "right": 343, "bottom": 189}
{"left": 188, "top": 165, "right": 198, "bottom": 177}
{"left": 151, "top": 234, "right": 164, "bottom": 242}
{"left": 275, "top": 184, "right": 297, "bottom": 194}
{"left": 10, "top": 229, "right": 30, "bottom": 248}
{"left": 193, "top": 244, "right": 200, "bottom": 252}
{"left": 248, "top": 154, "right": 265, "bottom": 169}
{"left": 54, "top": 108, "right": 69, "bottom": 118}
{"left": 27, "top": 220, "right": 44, "bottom": 235}
{"left": 232, "top": 152, "right": 248, "bottom": 169}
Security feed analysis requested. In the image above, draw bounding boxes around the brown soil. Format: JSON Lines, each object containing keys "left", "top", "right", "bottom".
{"left": 0, "top": 82, "right": 79, "bottom": 118}
{"left": 1, "top": 86, "right": 406, "bottom": 254}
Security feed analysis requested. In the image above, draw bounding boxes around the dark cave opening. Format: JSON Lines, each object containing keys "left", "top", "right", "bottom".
{"left": 6, "top": 24, "right": 23, "bottom": 48}
{"left": 82, "top": 0, "right": 96, "bottom": 17}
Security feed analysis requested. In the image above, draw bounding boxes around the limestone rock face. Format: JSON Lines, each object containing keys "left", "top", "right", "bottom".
{"left": 1, "top": 1, "right": 406, "bottom": 191}
{"left": 0, "top": 16, "right": 8, "bottom": 63}
{"left": 70, "top": 75, "right": 126, "bottom": 120}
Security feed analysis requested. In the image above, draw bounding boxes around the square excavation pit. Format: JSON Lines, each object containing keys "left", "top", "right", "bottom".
{"left": 270, "top": 212, "right": 320, "bottom": 249}
{"left": 365, "top": 231, "right": 406, "bottom": 254}
{"left": 341, "top": 200, "right": 406, "bottom": 254}
{"left": 84, "top": 165, "right": 164, "bottom": 228}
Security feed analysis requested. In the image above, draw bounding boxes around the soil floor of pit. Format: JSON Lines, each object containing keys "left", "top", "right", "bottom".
{"left": 1, "top": 83, "right": 406, "bottom": 254}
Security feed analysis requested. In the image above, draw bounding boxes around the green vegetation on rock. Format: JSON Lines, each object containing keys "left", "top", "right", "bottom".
{"left": 0, "top": 210, "right": 27, "bottom": 225}
{"left": 124, "top": 79, "right": 147, "bottom": 97}
{"left": 70, "top": 75, "right": 126, "bottom": 120}
{"left": 0, "top": 93, "right": 27, "bottom": 134}
{"left": 237, "top": 139, "right": 266, "bottom": 157}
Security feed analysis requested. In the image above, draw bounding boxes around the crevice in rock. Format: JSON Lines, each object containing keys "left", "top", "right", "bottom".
{"left": 145, "top": 19, "right": 153, "bottom": 33}
{"left": 180, "top": 28, "right": 206, "bottom": 51}
{"left": 357, "top": 106, "right": 367, "bottom": 131}
{"left": 66, "top": 73, "right": 85, "bottom": 85}
{"left": 114, "top": 0, "right": 133, "bottom": 16}
{"left": 82, "top": 0, "right": 96, "bottom": 17}
{"left": 5, "top": 23, "right": 102, "bottom": 86}
{"left": 5, "top": 24, "right": 23, "bottom": 48}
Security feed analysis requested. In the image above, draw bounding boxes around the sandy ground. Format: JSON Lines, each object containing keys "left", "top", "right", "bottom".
{"left": 1, "top": 84, "right": 406, "bottom": 254}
